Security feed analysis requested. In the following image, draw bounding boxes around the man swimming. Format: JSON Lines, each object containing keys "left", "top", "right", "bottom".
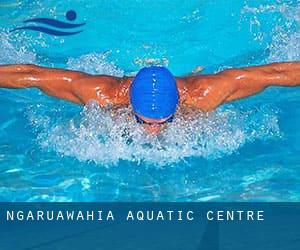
{"left": 0, "top": 62, "right": 300, "bottom": 134}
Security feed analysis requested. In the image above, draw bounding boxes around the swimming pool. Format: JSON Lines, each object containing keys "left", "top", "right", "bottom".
{"left": 0, "top": 0, "right": 299, "bottom": 201}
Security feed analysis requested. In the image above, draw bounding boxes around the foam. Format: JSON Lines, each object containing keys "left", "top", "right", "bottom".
{"left": 242, "top": 3, "right": 300, "bottom": 62}
{"left": 26, "top": 101, "right": 281, "bottom": 167}
{"left": 67, "top": 51, "right": 124, "bottom": 76}
{"left": 268, "top": 5, "right": 300, "bottom": 62}
{"left": 0, "top": 31, "right": 36, "bottom": 64}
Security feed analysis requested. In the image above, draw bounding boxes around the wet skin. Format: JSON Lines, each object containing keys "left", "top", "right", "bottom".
{"left": 0, "top": 62, "right": 300, "bottom": 133}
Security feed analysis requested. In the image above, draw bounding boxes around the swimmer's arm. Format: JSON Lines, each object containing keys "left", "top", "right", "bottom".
{"left": 224, "top": 62, "right": 300, "bottom": 101}
{"left": 182, "top": 62, "right": 300, "bottom": 111}
{"left": 0, "top": 64, "right": 129, "bottom": 105}
{"left": 0, "top": 64, "right": 89, "bottom": 103}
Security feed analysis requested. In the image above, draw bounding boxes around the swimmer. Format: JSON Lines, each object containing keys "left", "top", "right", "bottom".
{"left": 0, "top": 62, "right": 300, "bottom": 134}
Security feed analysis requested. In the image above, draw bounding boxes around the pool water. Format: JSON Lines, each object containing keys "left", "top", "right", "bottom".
{"left": 0, "top": 0, "right": 299, "bottom": 201}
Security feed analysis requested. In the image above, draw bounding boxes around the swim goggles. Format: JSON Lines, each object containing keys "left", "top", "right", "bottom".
{"left": 135, "top": 115, "right": 174, "bottom": 125}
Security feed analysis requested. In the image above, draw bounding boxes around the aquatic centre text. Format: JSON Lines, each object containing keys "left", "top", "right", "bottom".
{"left": 4, "top": 210, "right": 264, "bottom": 222}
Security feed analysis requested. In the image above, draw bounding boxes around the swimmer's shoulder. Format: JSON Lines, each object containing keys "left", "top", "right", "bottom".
{"left": 72, "top": 75, "right": 132, "bottom": 106}
{"left": 176, "top": 73, "right": 237, "bottom": 112}
{"left": 176, "top": 75, "right": 212, "bottom": 106}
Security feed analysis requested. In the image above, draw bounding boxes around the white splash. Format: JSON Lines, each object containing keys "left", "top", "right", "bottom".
{"left": 26, "top": 101, "right": 281, "bottom": 167}
{"left": 242, "top": 2, "right": 300, "bottom": 62}
{"left": 268, "top": 4, "right": 300, "bottom": 62}
{"left": 0, "top": 31, "right": 36, "bottom": 64}
{"left": 67, "top": 51, "right": 124, "bottom": 76}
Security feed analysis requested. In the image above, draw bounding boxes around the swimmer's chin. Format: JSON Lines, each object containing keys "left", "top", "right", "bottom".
{"left": 142, "top": 124, "right": 164, "bottom": 135}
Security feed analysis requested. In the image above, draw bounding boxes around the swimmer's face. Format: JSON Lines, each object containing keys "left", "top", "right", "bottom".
{"left": 135, "top": 114, "right": 171, "bottom": 135}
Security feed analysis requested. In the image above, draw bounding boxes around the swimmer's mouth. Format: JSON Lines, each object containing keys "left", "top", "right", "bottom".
{"left": 134, "top": 115, "right": 174, "bottom": 125}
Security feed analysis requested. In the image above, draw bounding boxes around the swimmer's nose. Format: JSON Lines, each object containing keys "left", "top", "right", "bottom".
{"left": 143, "top": 124, "right": 163, "bottom": 135}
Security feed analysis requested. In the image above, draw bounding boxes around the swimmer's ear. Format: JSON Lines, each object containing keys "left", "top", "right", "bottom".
{"left": 190, "top": 65, "right": 204, "bottom": 76}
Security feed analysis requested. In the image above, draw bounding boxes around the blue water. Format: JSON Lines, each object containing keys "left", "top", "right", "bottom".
{"left": 0, "top": 0, "right": 299, "bottom": 201}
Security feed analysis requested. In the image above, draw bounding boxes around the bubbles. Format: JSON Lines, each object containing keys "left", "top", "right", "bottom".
{"left": 242, "top": 2, "right": 300, "bottom": 62}
{"left": 0, "top": 31, "right": 36, "bottom": 64}
{"left": 133, "top": 57, "right": 169, "bottom": 67}
{"left": 181, "top": 8, "right": 201, "bottom": 23}
{"left": 26, "top": 101, "right": 281, "bottom": 167}
{"left": 67, "top": 51, "right": 124, "bottom": 76}
{"left": 242, "top": 3, "right": 288, "bottom": 15}
{"left": 268, "top": 4, "right": 300, "bottom": 62}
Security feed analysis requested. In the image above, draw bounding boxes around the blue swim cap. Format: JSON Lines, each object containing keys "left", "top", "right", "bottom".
{"left": 130, "top": 66, "right": 179, "bottom": 120}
